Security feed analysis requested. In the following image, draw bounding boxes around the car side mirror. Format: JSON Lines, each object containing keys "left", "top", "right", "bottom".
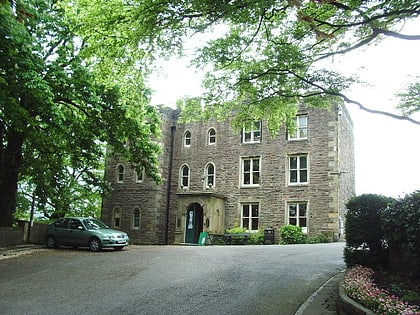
{"left": 78, "top": 226, "right": 84, "bottom": 231}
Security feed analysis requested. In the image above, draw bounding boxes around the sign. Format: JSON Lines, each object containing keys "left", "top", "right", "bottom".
{"left": 198, "top": 232, "right": 210, "bottom": 246}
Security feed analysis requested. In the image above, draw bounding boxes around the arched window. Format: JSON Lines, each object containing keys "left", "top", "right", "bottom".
{"left": 117, "top": 164, "right": 125, "bottom": 183}
{"left": 133, "top": 208, "right": 141, "bottom": 229}
{"left": 184, "top": 131, "right": 191, "bottom": 147}
{"left": 180, "top": 165, "right": 190, "bottom": 188}
{"left": 134, "top": 167, "right": 144, "bottom": 183}
{"left": 114, "top": 208, "right": 121, "bottom": 228}
{"left": 208, "top": 128, "right": 216, "bottom": 145}
{"left": 205, "top": 163, "right": 215, "bottom": 188}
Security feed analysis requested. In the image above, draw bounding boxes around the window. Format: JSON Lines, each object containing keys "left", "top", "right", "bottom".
{"left": 288, "top": 202, "right": 308, "bottom": 233}
{"left": 242, "top": 121, "right": 261, "bottom": 143}
{"left": 133, "top": 208, "right": 141, "bottom": 229}
{"left": 208, "top": 128, "right": 216, "bottom": 145}
{"left": 70, "top": 219, "right": 83, "bottom": 230}
{"left": 241, "top": 203, "right": 259, "bottom": 231}
{"left": 135, "top": 167, "right": 144, "bottom": 183}
{"left": 54, "top": 218, "right": 69, "bottom": 228}
{"left": 288, "top": 155, "right": 308, "bottom": 185}
{"left": 117, "top": 164, "right": 125, "bottom": 183}
{"left": 205, "top": 163, "right": 215, "bottom": 188}
{"left": 184, "top": 131, "right": 191, "bottom": 147}
{"left": 180, "top": 165, "right": 190, "bottom": 188}
{"left": 288, "top": 115, "right": 308, "bottom": 140}
{"left": 114, "top": 208, "right": 121, "bottom": 228}
{"left": 241, "top": 157, "right": 260, "bottom": 186}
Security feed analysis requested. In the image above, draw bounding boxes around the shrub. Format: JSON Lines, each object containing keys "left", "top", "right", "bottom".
{"left": 344, "top": 194, "right": 393, "bottom": 268}
{"left": 225, "top": 226, "right": 247, "bottom": 234}
{"left": 248, "top": 229, "right": 264, "bottom": 245}
{"left": 279, "top": 225, "right": 306, "bottom": 244}
{"left": 344, "top": 247, "right": 379, "bottom": 268}
{"left": 381, "top": 191, "right": 420, "bottom": 278}
{"left": 307, "top": 232, "right": 332, "bottom": 244}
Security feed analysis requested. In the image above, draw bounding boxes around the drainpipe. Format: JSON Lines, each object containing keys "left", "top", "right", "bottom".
{"left": 165, "top": 124, "right": 176, "bottom": 244}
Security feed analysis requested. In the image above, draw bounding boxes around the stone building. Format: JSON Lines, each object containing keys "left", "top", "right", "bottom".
{"left": 101, "top": 104, "right": 355, "bottom": 244}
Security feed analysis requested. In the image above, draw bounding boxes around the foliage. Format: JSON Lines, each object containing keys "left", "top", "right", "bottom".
{"left": 375, "top": 271, "right": 420, "bottom": 308}
{"left": 381, "top": 191, "right": 420, "bottom": 278}
{"left": 343, "top": 247, "right": 380, "bottom": 269}
{"left": 225, "top": 225, "right": 247, "bottom": 234}
{"left": 66, "top": 0, "right": 420, "bottom": 125}
{"left": 396, "top": 78, "right": 420, "bottom": 116}
{"left": 306, "top": 232, "right": 332, "bottom": 244}
{"left": 249, "top": 229, "right": 265, "bottom": 245}
{"left": 344, "top": 194, "right": 393, "bottom": 268}
{"left": 0, "top": 0, "right": 161, "bottom": 226}
{"left": 279, "top": 225, "right": 306, "bottom": 244}
{"left": 344, "top": 265, "right": 419, "bottom": 315}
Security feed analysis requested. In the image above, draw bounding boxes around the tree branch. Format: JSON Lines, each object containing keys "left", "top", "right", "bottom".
{"left": 315, "top": 29, "right": 381, "bottom": 61}
{"left": 336, "top": 94, "right": 420, "bottom": 125}
{"left": 286, "top": 70, "right": 420, "bottom": 125}
{"left": 376, "top": 28, "right": 420, "bottom": 40}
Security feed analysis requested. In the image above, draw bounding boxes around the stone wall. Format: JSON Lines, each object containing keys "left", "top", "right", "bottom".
{"left": 0, "top": 227, "right": 24, "bottom": 247}
{"left": 102, "top": 104, "right": 355, "bottom": 244}
{"left": 0, "top": 221, "right": 48, "bottom": 247}
{"left": 101, "top": 108, "right": 180, "bottom": 244}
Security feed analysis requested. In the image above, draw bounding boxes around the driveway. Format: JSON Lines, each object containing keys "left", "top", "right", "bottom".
{"left": 0, "top": 242, "right": 345, "bottom": 315}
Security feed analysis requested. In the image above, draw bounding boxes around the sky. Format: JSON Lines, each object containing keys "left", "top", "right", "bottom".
{"left": 148, "top": 22, "right": 420, "bottom": 198}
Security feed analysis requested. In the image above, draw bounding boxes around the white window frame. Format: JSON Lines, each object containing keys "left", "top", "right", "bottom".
{"left": 288, "top": 115, "right": 308, "bottom": 140}
{"left": 116, "top": 164, "right": 125, "bottom": 183}
{"left": 242, "top": 121, "right": 261, "bottom": 144}
{"left": 288, "top": 154, "right": 308, "bottom": 185}
{"left": 205, "top": 163, "right": 215, "bottom": 189}
{"left": 133, "top": 208, "right": 141, "bottom": 229}
{"left": 287, "top": 202, "right": 308, "bottom": 234}
{"left": 241, "top": 156, "right": 261, "bottom": 187}
{"left": 180, "top": 164, "right": 190, "bottom": 189}
{"left": 134, "top": 167, "right": 144, "bottom": 183}
{"left": 114, "top": 208, "right": 121, "bottom": 228}
{"left": 208, "top": 128, "right": 216, "bottom": 145}
{"left": 183, "top": 131, "right": 191, "bottom": 147}
{"left": 241, "top": 203, "right": 259, "bottom": 231}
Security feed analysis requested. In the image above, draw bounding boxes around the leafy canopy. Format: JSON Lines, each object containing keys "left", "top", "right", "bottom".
{"left": 0, "top": 0, "right": 161, "bottom": 224}
{"left": 64, "top": 0, "right": 420, "bottom": 127}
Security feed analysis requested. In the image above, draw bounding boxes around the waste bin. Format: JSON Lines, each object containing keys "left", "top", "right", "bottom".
{"left": 264, "top": 228, "right": 275, "bottom": 245}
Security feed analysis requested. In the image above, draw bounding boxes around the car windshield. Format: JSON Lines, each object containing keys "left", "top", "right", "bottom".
{"left": 83, "top": 219, "right": 109, "bottom": 230}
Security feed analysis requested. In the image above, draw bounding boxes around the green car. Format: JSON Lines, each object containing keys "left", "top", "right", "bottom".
{"left": 46, "top": 217, "right": 129, "bottom": 252}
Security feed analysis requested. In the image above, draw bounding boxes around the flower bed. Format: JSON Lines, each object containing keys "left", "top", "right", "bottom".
{"left": 343, "top": 265, "right": 419, "bottom": 315}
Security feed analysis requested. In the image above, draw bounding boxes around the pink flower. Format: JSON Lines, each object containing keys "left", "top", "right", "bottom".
{"left": 344, "top": 266, "right": 419, "bottom": 315}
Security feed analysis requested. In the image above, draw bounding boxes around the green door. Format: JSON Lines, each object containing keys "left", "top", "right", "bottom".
{"left": 185, "top": 203, "right": 203, "bottom": 244}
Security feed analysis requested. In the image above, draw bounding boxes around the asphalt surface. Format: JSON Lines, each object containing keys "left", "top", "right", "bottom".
{"left": 0, "top": 243, "right": 345, "bottom": 315}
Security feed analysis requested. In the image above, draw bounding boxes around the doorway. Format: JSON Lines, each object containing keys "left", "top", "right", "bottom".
{"left": 185, "top": 203, "right": 203, "bottom": 244}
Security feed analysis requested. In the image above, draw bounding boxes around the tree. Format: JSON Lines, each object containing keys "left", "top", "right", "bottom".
{"left": 64, "top": 0, "right": 420, "bottom": 128}
{"left": 344, "top": 194, "right": 393, "bottom": 267}
{"left": 396, "top": 78, "right": 420, "bottom": 117}
{"left": 0, "top": 0, "right": 161, "bottom": 226}
{"left": 381, "top": 191, "right": 420, "bottom": 277}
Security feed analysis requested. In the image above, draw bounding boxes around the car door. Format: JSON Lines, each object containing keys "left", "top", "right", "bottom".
{"left": 68, "top": 219, "right": 86, "bottom": 246}
{"left": 52, "top": 218, "right": 70, "bottom": 244}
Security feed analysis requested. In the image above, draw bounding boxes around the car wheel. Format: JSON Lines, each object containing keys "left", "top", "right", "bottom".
{"left": 88, "top": 237, "right": 102, "bottom": 252}
{"left": 114, "top": 246, "right": 124, "bottom": 251}
{"left": 46, "top": 236, "right": 57, "bottom": 249}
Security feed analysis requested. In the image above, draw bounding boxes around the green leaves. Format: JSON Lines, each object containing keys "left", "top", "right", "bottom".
{"left": 279, "top": 225, "right": 306, "bottom": 244}
{"left": 396, "top": 78, "right": 420, "bottom": 116}
{"left": 1, "top": 0, "right": 162, "bottom": 224}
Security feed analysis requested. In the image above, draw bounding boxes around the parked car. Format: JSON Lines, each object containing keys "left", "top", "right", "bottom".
{"left": 46, "top": 217, "right": 129, "bottom": 252}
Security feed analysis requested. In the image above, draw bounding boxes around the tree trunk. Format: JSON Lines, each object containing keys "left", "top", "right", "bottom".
{"left": 0, "top": 131, "right": 24, "bottom": 227}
